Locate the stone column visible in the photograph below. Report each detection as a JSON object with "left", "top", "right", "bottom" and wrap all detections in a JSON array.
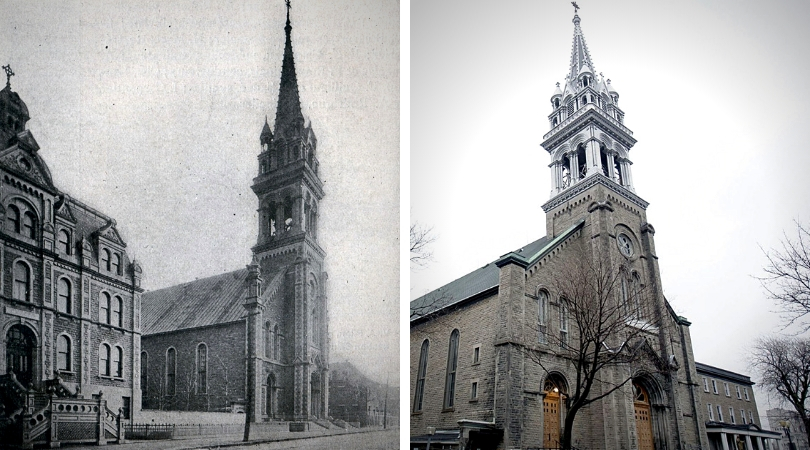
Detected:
[
  {"left": 570, "top": 153, "right": 580, "bottom": 181},
  {"left": 744, "top": 435, "right": 753, "bottom": 450},
  {"left": 606, "top": 152, "right": 616, "bottom": 180},
  {"left": 585, "top": 139, "right": 600, "bottom": 177},
  {"left": 243, "top": 260, "right": 263, "bottom": 424},
  {"left": 720, "top": 432, "right": 730, "bottom": 450}
]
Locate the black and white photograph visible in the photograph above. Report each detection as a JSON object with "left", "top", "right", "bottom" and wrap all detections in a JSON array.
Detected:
[
  {"left": 410, "top": 1, "right": 810, "bottom": 449},
  {"left": 0, "top": 0, "right": 399, "bottom": 448}
]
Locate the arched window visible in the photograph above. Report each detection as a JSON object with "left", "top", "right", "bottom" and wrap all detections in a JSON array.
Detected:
[
  {"left": 58, "top": 229, "right": 71, "bottom": 254},
  {"left": 112, "top": 295, "right": 123, "bottom": 327},
  {"left": 268, "top": 203, "right": 278, "bottom": 237},
  {"left": 197, "top": 343, "right": 208, "bottom": 394},
  {"left": 22, "top": 212, "right": 36, "bottom": 239},
  {"left": 101, "top": 249, "right": 111, "bottom": 271},
  {"left": 559, "top": 299, "right": 569, "bottom": 349},
  {"left": 7, "top": 205, "right": 20, "bottom": 233},
  {"left": 309, "top": 280, "right": 319, "bottom": 343},
  {"left": 141, "top": 352, "right": 148, "bottom": 396},
  {"left": 113, "top": 346, "right": 123, "bottom": 378},
  {"left": 57, "top": 278, "right": 72, "bottom": 314},
  {"left": 13, "top": 261, "right": 30, "bottom": 301},
  {"left": 576, "top": 144, "right": 587, "bottom": 179},
  {"left": 273, "top": 324, "right": 280, "bottom": 360},
  {"left": 112, "top": 254, "right": 121, "bottom": 275},
  {"left": 264, "top": 322, "right": 272, "bottom": 358},
  {"left": 99, "top": 343, "right": 111, "bottom": 376},
  {"left": 100, "top": 292, "right": 111, "bottom": 324},
  {"left": 444, "top": 329, "right": 460, "bottom": 409},
  {"left": 166, "top": 348, "right": 176, "bottom": 396},
  {"left": 413, "top": 339, "right": 429, "bottom": 412},
  {"left": 600, "top": 146, "right": 610, "bottom": 177},
  {"left": 538, "top": 290, "right": 549, "bottom": 343},
  {"left": 57, "top": 335, "right": 71, "bottom": 372},
  {"left": 283, "top": 197, "right": 293, "bottom": 232}
]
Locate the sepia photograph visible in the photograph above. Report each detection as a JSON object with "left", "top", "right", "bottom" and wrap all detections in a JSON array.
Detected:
[
  {"left": 410, "top": 1, "right": 810, "bottom": 449},
  {"left": 0, "top": 0, "right": 399, "bottom": 448}
]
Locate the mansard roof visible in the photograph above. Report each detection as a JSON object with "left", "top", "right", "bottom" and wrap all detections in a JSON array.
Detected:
[{"left": 142, "top": 268, "right": 250, "bottom": 335}]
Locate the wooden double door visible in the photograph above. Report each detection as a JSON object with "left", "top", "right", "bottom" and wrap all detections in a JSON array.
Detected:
[{"left": 634, "top": 383, "right": 655, "bottom": 450}]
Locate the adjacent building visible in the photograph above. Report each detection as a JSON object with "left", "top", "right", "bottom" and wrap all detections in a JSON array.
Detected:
[
  {"left": 0, "top": 68, "right": 142, "bottom": 446},
  {"left": 696, "top": 363, "right": 780, "bottom": 449},
  {"left": 767, "top": 408, "right": 809, "bottom": 450},
  {"left": 141, "top": 4, "right": 329, "bottom": 428}
]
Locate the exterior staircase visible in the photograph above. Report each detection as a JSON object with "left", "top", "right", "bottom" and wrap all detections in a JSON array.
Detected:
[{"left": 0, "top": 373, "right": 123, "bottom": 448}]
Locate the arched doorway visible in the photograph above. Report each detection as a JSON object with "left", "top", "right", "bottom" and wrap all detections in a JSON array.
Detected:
[
  {"left": 634, "top": 381, "right": 655, "bottom": 450},
  {"left": 6, "top": 325, "right": 36, "bottom": 386},
  {"left": 310, "top": 371, "right": 321, "bottom": 419},
  {"left": 266, "top": 374, "right": 276, "bottom": 419},
  {"left": 542, "top": 375, "right": 566, "bottom": 449}
]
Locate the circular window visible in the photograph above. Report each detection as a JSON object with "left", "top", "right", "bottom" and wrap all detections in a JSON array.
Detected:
[
  {"left": 18, "top": 157, "right": 31, "bottom": 172},
  {"left": 617, "top": 233, "right": 634, "bottom": 257}
]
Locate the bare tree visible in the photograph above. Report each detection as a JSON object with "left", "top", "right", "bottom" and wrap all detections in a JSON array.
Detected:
[
  {"left": 751, "top": 336, "right": 810, "bottom": 446},
  {"left": 523, "top": 242, "right": 666, "bottom": 450},
  {"left": 410, "top": 222, "right": 436, "bottom": 267},
  {"left": 760, "top": 221, "right": 810, "bottom": 330}
]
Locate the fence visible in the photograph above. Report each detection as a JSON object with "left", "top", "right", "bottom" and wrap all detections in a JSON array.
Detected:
[{"left": 125, "top": 423, "right": 243, "bottom": 440}]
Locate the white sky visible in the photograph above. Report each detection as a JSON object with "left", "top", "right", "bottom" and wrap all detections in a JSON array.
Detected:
[
  {"left": 1, "top": 0, "right": 399, "bottom": 386},
  {"left": 411, "top": 0, "right": 810, "bottom": 413}
]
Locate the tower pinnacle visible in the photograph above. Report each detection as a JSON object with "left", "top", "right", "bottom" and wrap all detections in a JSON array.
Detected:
[{"left": 2, "top": 65, "right": 14, "bottom": 89}]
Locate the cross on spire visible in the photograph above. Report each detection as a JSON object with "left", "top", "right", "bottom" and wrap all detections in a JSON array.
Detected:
[
  {"left": 2, "top": 64, "right": 13, "bottom": 89},
  {"left": 572, "top": 2, "right": 580, "bottom": 15}
]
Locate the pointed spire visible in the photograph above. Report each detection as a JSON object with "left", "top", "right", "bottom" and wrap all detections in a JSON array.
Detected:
[
  {"left": 568, "top": 10, "right": 596, "bottom": 83},
  {"left": 261, "top": 116, "right": 273, "bottom": 140},
  {"left": 273, "top": 0, "right": 305, "bottom": 138}
]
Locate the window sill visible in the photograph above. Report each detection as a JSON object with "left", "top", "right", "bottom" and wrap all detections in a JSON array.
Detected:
[
  {"left": 471, "top": 362, "right": 480, "bottom": 366},
  {"left": 469, "top": 398, "right": 478, "bottom": 403},
  {"left": 99, "top": 375, "right": 125, "bottom": 381},
  {"left": 56, "top": 370, "right": 76, "bottom": 375},
  {"left": 441, "top": 407, "right": 455, "bottom": 413},
  {"left": 411, "top": 411, "right": 423, "bottom": 416}
]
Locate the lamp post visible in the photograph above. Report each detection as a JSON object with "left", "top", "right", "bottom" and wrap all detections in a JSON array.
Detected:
[{"left": 779, "top": 420, "right": 796, "bottom": 450}]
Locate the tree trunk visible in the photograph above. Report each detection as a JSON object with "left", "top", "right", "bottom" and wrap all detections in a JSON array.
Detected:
[{"left": 562, "top": 405, "right": 580, "bottom": 450}]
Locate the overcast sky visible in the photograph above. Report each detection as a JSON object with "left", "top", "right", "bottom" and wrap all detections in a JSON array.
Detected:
[
  {"left": 411, "top": 0, "right": 810, "bottom": 411},
  {"left": 1, "top": 0, "right": 399, "bottom": 385}
]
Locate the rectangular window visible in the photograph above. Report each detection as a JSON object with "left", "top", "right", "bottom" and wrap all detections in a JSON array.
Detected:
[
  {"left": 472, "top": 345, "right": 480, "bottom": 364},
  {"left": 470, "top": 381, "right": 478, "bottom": 400},
  {"left": 740, "top": 409, "right": 746, "bottom": 424},
  {"left": 749, "top": 410, "right": 754, "bottom": 424},
  {"left": 744, "top": 387, "right": 750, "bottom": 401},
  {"left": 729, "top": 407, "right": 735, "bottom": 424},
  {"left": 707, "top": 403, "right": 714, "bottom": 421},
  {"left": 702, "top": 377, "right": 709, "bottom": 392},
  {"left": 716, "top": 405, "right": 723, "bottom": 422},
  {"left": 736, "top": 385, "right": 742, "bottom": 399},
  {"left": 711, "top": 379, "right": 718, "bottom": 394},
  {"left": 723, "top": 382, "right": 730, "bottom": 397}
]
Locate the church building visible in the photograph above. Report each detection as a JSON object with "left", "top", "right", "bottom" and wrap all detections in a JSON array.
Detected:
[
  {"left": 140, "top": 4, "right": 329, "bottom": 429},
  {"left": 0, "top": 66, "right": 142, "bottom": 446},
  {"left": 411, "top": 10, "right": 710, "bottom": 450}
]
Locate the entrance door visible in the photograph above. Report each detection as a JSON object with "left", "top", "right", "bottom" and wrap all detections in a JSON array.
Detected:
[
  {"left": 6, "top": 325, "right": 35, "bottom": 386},
  {"left": 310, "top": 371, "right": 321, "bottom": 419},
  {"left": 634, "top": 382, "right": 655, "bottom": 450},
  {"left": 543, "top": 379, "right": 561, "bottom": 448}
]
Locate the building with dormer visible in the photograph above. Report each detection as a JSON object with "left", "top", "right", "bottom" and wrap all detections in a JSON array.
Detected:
[
  {"left": 0, "top": 67, "right": 142, "bottom": 446},
  {"left": 140, "top": 4, "right": 328, "bottom": 429}
]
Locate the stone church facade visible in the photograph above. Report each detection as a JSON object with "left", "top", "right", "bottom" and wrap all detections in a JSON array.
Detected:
[
  {"left": 411, "top": 11, "right": 709, "bottom": 450},
  {"left": 0, "top": 69, "right": 142, "bottom": 445},
  {"left": 141, "top": 5, "right": 329, "bottom": 427}
]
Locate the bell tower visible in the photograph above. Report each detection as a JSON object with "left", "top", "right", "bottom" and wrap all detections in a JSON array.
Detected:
[
  {"left": 542, "top": 11, "right": 648, "bottom": 236},
  {"left": 249, "top": 1, "right": 328, "bottom": 426}
]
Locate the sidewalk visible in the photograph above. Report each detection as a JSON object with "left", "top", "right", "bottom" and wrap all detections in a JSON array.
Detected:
[{"left": 63, "top": 425, "right": 393, "bottom": 450}]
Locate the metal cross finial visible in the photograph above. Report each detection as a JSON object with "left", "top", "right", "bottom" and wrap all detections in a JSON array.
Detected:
[
  {"left": 572, "top": 2, "right": 580, "bottom": 14},
  {"left": 285, "top": 0, "right": 291, "bottom": 11},
  {"left": 2, "top": 64, "right": 13, "bottom": 88}
]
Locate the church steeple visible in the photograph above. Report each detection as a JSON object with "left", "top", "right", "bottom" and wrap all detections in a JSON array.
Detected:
[
  {"left": 541, "top": 8, "right": 645, "bottom": 223},
  {"left": 274, "top": 0, "right": 305, "bottom": 139}
]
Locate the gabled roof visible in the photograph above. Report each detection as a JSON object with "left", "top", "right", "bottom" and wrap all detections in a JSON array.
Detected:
[
  {"left": 142, "top": 268, "right": 250, "bottom": 335},
  {"left": 410, "top": 220, "right": 588, "bottom": 322}
]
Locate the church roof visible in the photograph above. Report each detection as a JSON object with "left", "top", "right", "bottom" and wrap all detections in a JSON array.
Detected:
[
  {"left": 410, "top": 234, "right": 552, "bottom": 322},
  {"left": 141, "top": 268, "right": 250, "bottom": 335}
]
